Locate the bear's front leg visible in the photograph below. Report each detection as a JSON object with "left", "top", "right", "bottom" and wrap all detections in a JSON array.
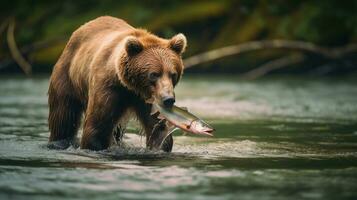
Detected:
[
  {"left": 147, "top": 118, "right": 174, "bottom": 152},
  {"left": 81, "top": 89, "right": 124, "bottom": 150},
  {"left": 135, "top": 103, "right": 173, "bottom": 152}
]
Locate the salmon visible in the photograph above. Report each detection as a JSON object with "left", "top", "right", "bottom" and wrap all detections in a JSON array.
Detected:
[{"left": 152, "top": 104, "right": 214, "bottom": 136}]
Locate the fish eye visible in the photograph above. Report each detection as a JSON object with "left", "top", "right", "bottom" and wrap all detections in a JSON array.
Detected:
[{"left": 149, "top": 72, "right": 160, "bottom": 82}]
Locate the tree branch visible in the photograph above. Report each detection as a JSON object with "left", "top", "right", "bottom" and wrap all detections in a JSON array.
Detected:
[
  {"left": 183, "top": 40, "right": 356, "bottom": 69},
  {"left": 6, "top": 18, "right": 32, "bottom": 75},
  {"left": 241, "top": 54, "right": 306, "bottom": 80}
]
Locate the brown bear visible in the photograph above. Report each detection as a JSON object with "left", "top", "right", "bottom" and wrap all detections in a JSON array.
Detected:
[{"left": 47, "top": 16, "right": 187, "bottom": 151}]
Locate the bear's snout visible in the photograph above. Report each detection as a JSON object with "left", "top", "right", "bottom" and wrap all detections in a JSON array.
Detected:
[
  {"left": 154, "top": 75, "right": 176, "bottom": 107},
  {"left": 162, "top": 96, "right": 175, "bottom": 108}
]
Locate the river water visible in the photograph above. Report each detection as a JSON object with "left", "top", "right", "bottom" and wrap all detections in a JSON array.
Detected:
[{"left": 0, "top": 75, "right": 357, "bottom": 200}]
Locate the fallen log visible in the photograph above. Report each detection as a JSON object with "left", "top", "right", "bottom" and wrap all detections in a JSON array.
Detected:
[
  {"left": 6, "top": 18, "right": 32, "bottom": 75},
  {"left": 241, "top": 54, "right": 306, "bottom": 80},
  {"left": 183, "top": 40, "right": 357, "bottom": 69}
]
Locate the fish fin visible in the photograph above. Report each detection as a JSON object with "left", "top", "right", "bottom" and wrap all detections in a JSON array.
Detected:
[{"left": 180, "top": 107, "right": 189, "bottom": 111}]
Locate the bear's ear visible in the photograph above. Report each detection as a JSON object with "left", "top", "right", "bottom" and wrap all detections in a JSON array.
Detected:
[
  {"left": 125, "top": 36, "right": 143, "bottom": 56},
  {"left": 169, "top": 33, "right": 187, "bottom": 55}
]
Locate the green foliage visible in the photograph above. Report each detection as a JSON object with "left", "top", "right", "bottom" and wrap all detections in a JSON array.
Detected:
[{"left": 1, "top": 0, "right": 356, "bottom": 74}]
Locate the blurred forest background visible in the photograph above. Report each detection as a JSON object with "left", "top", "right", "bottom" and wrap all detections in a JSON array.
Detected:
[{"left": 1, "top": 0, "right": 357, "bottom": 78}]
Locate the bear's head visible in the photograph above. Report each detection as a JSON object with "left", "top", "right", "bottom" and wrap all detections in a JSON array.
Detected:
[{"left": 118, "top": 31, "right": 187, "bottom": 108}]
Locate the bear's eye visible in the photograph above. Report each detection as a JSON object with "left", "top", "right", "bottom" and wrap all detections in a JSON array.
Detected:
[
  {"left": 149, "top": 72, "right": 160, "bottom": 83},
  {"left": 170, "top": 73, "right": 178, "bottom": 84}
]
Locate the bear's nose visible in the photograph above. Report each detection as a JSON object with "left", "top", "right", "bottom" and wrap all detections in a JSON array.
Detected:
[{"left": 162, "top": 97, "right": 175, "bottom": 108}]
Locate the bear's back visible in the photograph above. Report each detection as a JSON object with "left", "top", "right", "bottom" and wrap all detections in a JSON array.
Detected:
[
  {"left": 69, "top": 16, "right": 133, "bottom": 48},
  {"left": 51, "top": 17, "right": 134, "bottom": 100}
]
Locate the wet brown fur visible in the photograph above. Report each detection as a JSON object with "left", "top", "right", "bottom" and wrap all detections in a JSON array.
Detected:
[{"left": 48, "top": 16, "right": 186, "bottom": 151}]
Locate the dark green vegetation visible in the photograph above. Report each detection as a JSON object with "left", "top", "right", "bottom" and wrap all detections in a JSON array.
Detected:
[
  {"left": 1, "top": 75, "right": 357, "bottom": 199},
  {"left": 1, "top": 0, "right": 357, "bottom": 75}
]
